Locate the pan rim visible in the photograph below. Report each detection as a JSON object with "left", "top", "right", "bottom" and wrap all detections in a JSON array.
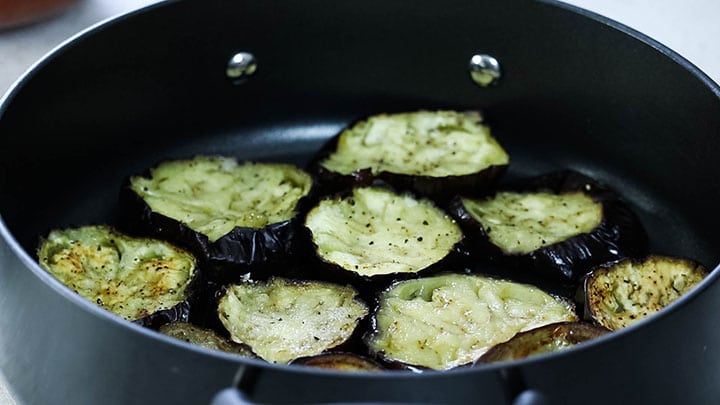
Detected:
[{"left": 0, "top": 0, "right": 718, "bottom": 380}]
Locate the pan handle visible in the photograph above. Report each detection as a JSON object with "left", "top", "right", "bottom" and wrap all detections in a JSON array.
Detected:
[
  {"left": 211, "top": 387, "right": 549, "bottom": 405},
  {"left": 211, "top": 387, "right": 425, "bottom": 405},
  {"left": 511, "top": 390, "right": 549, "bottom": 405},
  {"left": 212, "top": 387, "right": 254, "bottom": 405},
  {"left": 210, "top": 364, "right": 549, "bottom": 405},
  {"left": 210, "top": 364, "right": 426, "bottom": 405}
]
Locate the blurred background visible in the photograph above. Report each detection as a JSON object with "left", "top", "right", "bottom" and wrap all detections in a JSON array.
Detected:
[{"left": 0, "top": 0, "right": 719, "bottom": 403}]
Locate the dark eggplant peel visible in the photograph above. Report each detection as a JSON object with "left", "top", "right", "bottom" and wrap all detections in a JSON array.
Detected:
[
  {"left": 477, "top": 322, "right": 609, "bottom": 363},
  {"left": 310, "top": 110, "right": 509, "bottom": 200},
  {"left": 37, "top": 225, "right": 197, "bottom": 327},
  {"left": 217, "top": 277, "right": 368, "bottom": 364},
  {"left": 450, "top": 170, "right": 647, "bottom": 284},
  {"left": 364, "top": 273, "right": 578, "bottom": 371},
  {"left": 583, "top": 255, "right": 707, "bottom": 330},
  {"left": 158, "top": 322, "right": 256, "bottom": 357},
  {"left": 304, "top": 186, "right": 463, "bottom": 287},
  {"left": 290, "top": 353, "right": 385, "bottom": 372},
  {"left": 122, "top": 156, "right": 314, "bottom": 281}
]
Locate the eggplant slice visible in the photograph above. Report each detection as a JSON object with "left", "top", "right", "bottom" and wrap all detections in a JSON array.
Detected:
[
  {"left": 304, "top": 186, "right": 463, "bottom": 284},
  {"left": 451, "top": 170, "right": 647, "bottom": 283},
  {"left": 158, "top": 322, "right": 256, "bottom": 357},
  {"left": 37, "top": 225, "right": 197, "bottom": 326},
  {"left": 584, "top": 255, "right": 707, "bottom": 330},
  {"left": 477, "top": 322, "right": 609, "bottom": 363},
  {"left": 365, "top": 273, "right": 578, "bottom": 370},
  {"left": 218, "top": 277, "right": 368, "bottom": 364},
  {"left": 311, "top": 110, "right": 509, "bottom": 199},
  {"left": 290, "top": 353, "right": 384, "bottom": 372},
  {"left": 122, "top": 156, "right": 314, "bottom": 280}
]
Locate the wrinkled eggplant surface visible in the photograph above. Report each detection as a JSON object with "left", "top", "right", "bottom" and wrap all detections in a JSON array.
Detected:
[
  {"left": 477, "top": 322, "right": 609, "bottom": 363},
  {"left": 218, "top": 277, "right": 368, "bottom": 363},
  {"left": 290, "top": 353, "right": 385, "bottom": 372},
  {"left": 37, "top": 225, "right": 197, "bottom": 326},
  {"left": 584, "top": 255, "right": 707, "bottom": 330},
  {"left": 365, "top": 273, "right": 578, "bottom": 370},
  {"left": 451, "top": 170, "right": 648, "bottom": 283},
  {"left": 310, "top": 110, "right": 509, "bottom": 199},
  {"left": 122, "top": 156, "right": 314, "bottom": 280},
  {"left": 304, "top": 186, "right": 463, "bottom": 286},
  {"left": 158, "top": 322, "right": 256, "bottom": 357},
  {"left": 30, "top": 109, "right": 710, "bottom": 373}
]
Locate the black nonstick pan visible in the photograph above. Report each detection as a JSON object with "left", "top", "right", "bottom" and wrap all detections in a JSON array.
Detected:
[{"left": 1, "top": 1, "right": 719, "bottom": 404}]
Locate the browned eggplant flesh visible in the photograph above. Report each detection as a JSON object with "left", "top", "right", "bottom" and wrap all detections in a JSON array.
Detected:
[
  {"left": 290, "top": 353, "right": 385, "bottom": 371},
  {"left": 311, "top": 110, "right": 509, "bottom": 199},
  {"left": 32, "top": 109, "right": 711, "bottom": 372},
  {"left": 477, "top": 322, "right": 609, "bottom": 363},
  {"left": 364, "top": 273, "right": 578, "bottom": 370},
  {"left": 158, "top": 322, "right": 256, "bottom": 357},
  {"left": 584, "top": 255, "right": 707, "bottom": 330},
  {"left": 37, "top": 225, "right": 197, "bottom": 326},
  {"left": 217, "top": 277, "right": 368, "bottom": 363},
  {"left": 122, "top": 156, "right": 314, "bottom": 277},
  {"left": 451, "top": 170, "right": 647, "bottom": 283}
]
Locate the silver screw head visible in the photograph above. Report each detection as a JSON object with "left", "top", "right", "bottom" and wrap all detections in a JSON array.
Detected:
[
  {"left": 226, "top": 52, "right": 257, "bottom": 82},
  {"left": 469, "top": 54, "right": 501, "bottom": 87}
]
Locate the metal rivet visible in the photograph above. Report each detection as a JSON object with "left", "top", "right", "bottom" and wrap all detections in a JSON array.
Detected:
[
  {"left": 227, "top": 52, "right": 257, "bottom": 83},
  {"left": 469, "top": 54, "right": 501, "bottom": 87}
]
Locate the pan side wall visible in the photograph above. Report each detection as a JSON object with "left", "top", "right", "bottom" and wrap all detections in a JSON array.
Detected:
[{"left": 0, "top": 0, "right": 719, "bottom": 404}]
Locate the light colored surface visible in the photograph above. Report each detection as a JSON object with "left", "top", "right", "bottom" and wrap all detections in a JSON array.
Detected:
[
  {"left": 564, "top": 0, "right": 720, "bottom": 84},
  {"left": 0, "top": 0, "right": 163, "bottom": 95},
  {"left": 0, "top": 0, "right": 718, "bottom": 403}
]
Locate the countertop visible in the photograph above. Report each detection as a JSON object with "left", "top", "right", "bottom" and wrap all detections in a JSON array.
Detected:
[{"left": 1, "top": 1, "right": 719, "bottom": 403}]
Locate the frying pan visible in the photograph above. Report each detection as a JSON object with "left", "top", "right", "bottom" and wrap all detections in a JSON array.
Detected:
[{"left": 1, "top": 0, "right": 719, "bottom": 404}]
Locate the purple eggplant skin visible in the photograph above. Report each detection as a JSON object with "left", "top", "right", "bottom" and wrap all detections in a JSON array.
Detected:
[
  {"left": 118, "top": 174, "right": 318, "bottom": 285},
  {"left": 306, "top": 113, "right": 509, "bottom": 203},
  {"left": 216, "top": 277, "right": 370, "bottom": 364},
  {"left": 37, "top": 225, "right": 201, "bottom": 329},
  {"left": 581, "top": 255, "right": 709, "bottom": 331},
  {"left": 476, "top": 322, "right": 610, "bottom": 364},
  {"left": 359, "top": 272, "right": 470, "bottom": 373},
  {"left": 303, "top": 232, "right": 469, "bottom": 300},
  {"left": 158, "top": 322, "right": 258, "bottom": 358},
  {"left": 134, "top": 250, "right": 207, "bottom": 329},
  {"left": 301, "top": 186, "right": 469, "bottom": 297},
  {"left": 361, "top": 272, "right": 577, "bottom": 372},
  {"left": 449, "top": 170, "right": 648, "bottom": 285},
  {"left": 134, "top": 301, "right": 191, "bottom": 329},
  {"left": 310, "top": 149, "right": 508, "bottom": 204},
  {"left": 290, "top": 352, "right": 385, "bottom": 372}
]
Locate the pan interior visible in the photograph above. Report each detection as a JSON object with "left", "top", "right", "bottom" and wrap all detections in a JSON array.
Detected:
[
  {"left": 0, "top": 0, "right": 718, "bottom": 301},
  {"left": 0, "top": 107, "right": 715, "bottom": 271}
]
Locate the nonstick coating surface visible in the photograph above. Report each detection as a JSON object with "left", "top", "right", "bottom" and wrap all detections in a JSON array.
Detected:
[{"left": 2, "top": 110, "right": 716, "bottom": 270}]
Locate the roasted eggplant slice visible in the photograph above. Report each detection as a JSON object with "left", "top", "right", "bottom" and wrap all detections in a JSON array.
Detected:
[
  {"left": 304, "top": 186, "right": 463, "bottom": 285},
  {"left": 311, "top": 110, "right": 509, "bottom": 199},
  {"left": 158, "top": 322, "right": 256, "bottom": 357},
  {"left": 37, "top": 225, "right": 197, "bottom": 326},
  {"left": 477, "top": 322, "right": 609, "bottom": 363},
  {"left": 122, "top": 156, "right": 314, "bottom": 281},
  {"left": 451, "top": 170, "right": 647, "bottom": 283},
  {"left": 218, "top": 278, "right": 368, "bottom": 363},
  {"left": 365, "top": 273, "right": 578, "bottom": 370},
  {"left": 584, "top": 255, "right": 707, "bottom": 330},
  {"left": 290, "top": 353, "right": 384, "bottom": 371}
]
